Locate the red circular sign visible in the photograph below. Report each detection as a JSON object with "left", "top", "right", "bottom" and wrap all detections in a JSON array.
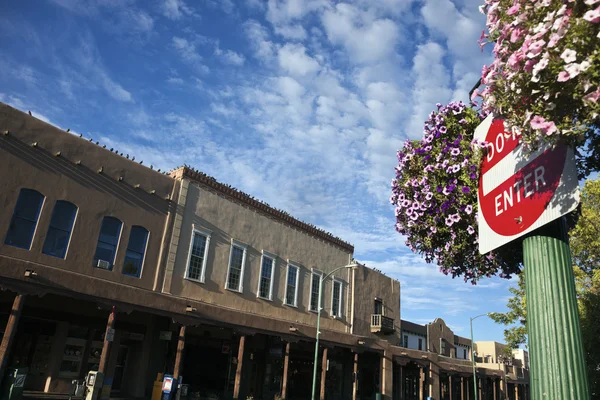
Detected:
[{"left": 478, "top": 119, "right": 567, "bottom": 236}]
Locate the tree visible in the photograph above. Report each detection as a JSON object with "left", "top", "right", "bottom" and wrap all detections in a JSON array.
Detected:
[{"left": 491, "top": 179, "right": 600, "bottom": 395}]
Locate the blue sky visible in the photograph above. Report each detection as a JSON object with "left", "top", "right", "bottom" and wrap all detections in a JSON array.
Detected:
[{"left": 0, "top": 0, "right": 518, "bottom": 343}]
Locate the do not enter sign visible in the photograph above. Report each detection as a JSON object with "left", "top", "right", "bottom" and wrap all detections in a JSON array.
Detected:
[{"left": 473, "top": 114, "right": 580, "bottom": 254}]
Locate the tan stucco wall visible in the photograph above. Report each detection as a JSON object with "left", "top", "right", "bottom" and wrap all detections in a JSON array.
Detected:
[
  {"left": 351, "top": 266, "right": 400, "bottom": 341},
  {"left": 475, "top": 341, "right": 506, "bottom": 363},
  {"left": 427, "top": 318, "right": 456, "bottom": 357},
  {"left": 0, "top": 103, "right": 175, "bottom": 291},
  {"left": 165, "top": 180, "right": 354, "bottom": 333}
]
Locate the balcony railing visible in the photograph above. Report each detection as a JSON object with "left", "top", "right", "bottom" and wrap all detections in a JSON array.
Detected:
[{"left": 370, "top": 314, "right": 394, "bottom": 334}]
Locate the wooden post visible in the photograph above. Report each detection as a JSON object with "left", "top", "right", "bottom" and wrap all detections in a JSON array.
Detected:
[
  {"left": 493, "top": 378, "right": 497, "bottom": 400},
  {"left": 173, "top": 325, "right": 186, "bottom": 380},
  {"left": 98, "top": 306, "right": 116, "bottom": 375},
  {"left": 449, "top": 375, "right": 453, "bottom": 400},
  {"left": 233, "top": 335, "right": 245, "bottom": 399},
  {"left": 461, "top": 377, "right": 464, "bottom": 400},
  {"left": 0, "top": 294, "right": 25, "bottom": 387},
  {"left": 281, "top": 342, "right": 290, "bottom": 399},
  {"left": 352, "top": 353, "right": 358, "bottom": 400},
  {"left": 515, "top": 384, "right": 519, "bottom": 400},
  {"left": 419, "top": 366, "right": 424, "bottom": 400},
  {"left": 478, "top": 377, "right": 482, "bottom": 400},
  {"left": 320, "top": 347, "right": 327, "bottom": 400}
]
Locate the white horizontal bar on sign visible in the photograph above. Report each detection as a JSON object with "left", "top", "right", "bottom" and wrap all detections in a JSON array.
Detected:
[{"left": 482, "top": 144, "right": 549, "bottom": 197}]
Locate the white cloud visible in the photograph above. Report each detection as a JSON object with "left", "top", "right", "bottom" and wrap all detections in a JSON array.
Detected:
[
  {"left": 167, "top": 77, "right": 184, "bottom": 84},
  {"left": 322, "top": 3, "right": 400, "bottom": 64},
  {"left": 161, "top": 0, "right": 194, "bottom": 19},
  {"left": 172, "top": 36, "right": 210, "bottom": 73},
  {"left": 244, "top": 20, "right": 276, "bottom": 62},
  {"left": 215, "top": 44, "right": 246, "bottom": 66},
  {"left": 277, "top": 43, "right": 320, "bottom": 76}
]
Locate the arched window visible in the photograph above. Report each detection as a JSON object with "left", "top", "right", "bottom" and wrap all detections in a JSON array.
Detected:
[
  {"left": 93, "top": 217, "right": 123, "bottom": 270},
  {"left": 5, "top": 189, "right": 45, "bottom": 249},
  {"left": 122, "top": 226, "right": 148, "bottom": 278},
  {"left": 42, "top": 201, "right": 78, "bottom": 258}
]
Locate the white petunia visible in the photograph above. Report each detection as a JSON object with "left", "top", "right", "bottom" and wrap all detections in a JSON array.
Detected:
[{"left": 560, "top": 49, "right": 577, "bottom": 63}]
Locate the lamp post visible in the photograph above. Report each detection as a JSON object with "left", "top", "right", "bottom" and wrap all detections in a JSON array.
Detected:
[
  {"left": 311, "top": 263, "right": 359, "bottom": 400},
  {"left": 470, "top": 313, "right": 490, "bottom": 400}
]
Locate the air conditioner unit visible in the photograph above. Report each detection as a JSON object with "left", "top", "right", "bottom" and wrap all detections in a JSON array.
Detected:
[{"left": 96, "top": 260, "right": 111, "bottom": 270}]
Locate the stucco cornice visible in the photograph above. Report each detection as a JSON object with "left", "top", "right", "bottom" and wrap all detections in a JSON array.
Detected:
[{"left": 170, "top": 166, "right": 355, "bottom": 253}]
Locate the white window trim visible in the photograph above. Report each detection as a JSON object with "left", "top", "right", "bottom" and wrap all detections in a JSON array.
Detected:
[
  {"left": 330, "top": 277, "right": 343, "bottom": 319},
  {"left": 309, "top": 268, "right": 323, "bottom": 313},
  {"left": 257, "top": 250, "right": 276, "bottom": 301},
  {"left": 184, "top": 225, "right": 212, "bottom": 283},
  {"left": 284, "top": 262, "right": 300, "bottom": 307},
  {"left": 62, "top": 205, "right": 79, "bottom": 260},
  {"left": 225, "top": 239, "right": 248, "bottom": 293}
]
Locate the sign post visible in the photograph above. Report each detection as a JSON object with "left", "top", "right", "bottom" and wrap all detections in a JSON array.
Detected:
[{"left": 474, "top": 115, "right": 589, "bottom": 400}]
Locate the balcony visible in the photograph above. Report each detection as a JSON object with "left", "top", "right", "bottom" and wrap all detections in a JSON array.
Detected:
[{"left": 371, "top": 314, "right": 395, "bottom": 334}]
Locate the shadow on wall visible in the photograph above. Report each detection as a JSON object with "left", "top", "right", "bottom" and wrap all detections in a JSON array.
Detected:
[{"left": 0, "top": 133, "right": 169, "bottom": 215}]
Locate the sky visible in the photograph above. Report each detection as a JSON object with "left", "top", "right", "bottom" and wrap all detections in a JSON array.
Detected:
[{"left": 0, "top": 0, "right": 519, "bottom": 343}]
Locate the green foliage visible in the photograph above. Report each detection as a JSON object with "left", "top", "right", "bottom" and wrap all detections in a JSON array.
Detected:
[{"left": 570, "top": 179, "right": 600, "bottom": 272}]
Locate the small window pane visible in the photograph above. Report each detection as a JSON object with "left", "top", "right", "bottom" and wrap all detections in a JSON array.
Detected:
[
  {"left": 187, "top": 232, "right": 207, "bottom": 281},
  {"left": 332, "top": 281, "right": 342, "bottom": 317},
  {"left": 259, "top": 256, "right": 273, "bottom": 299},
  {"left": 374, "top": 300, "right": 383, "bottom": 315},
  {"left": 310, "top": 272, "right": 320, "bottom": 311},
  {"left": 122, "top": 226, "right": 148, "bottom": 278},
  {"left": 5, "top": 189, "right": 44, "bottom": 249},
  {"left": 43, "top": 201, "right": 77, "bottom": 258},
  {"left": 285, "top": 266, "right": 297, "bottom": 306},
  {"left": 227, "top": 246, "right": 244, "bottom": 291},
  {"left": 94, "top": 217, "right": 123, "bottom": 269}
]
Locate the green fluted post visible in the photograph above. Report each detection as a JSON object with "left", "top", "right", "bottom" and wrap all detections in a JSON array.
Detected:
[{"left": 523, "top": 218, "right": 589, "bottom": 400}]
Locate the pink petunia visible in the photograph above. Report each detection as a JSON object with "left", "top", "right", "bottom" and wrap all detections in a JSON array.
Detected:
[
  {"left": 530, "top": 115, "right": 547, "bottom": 130},
  {"left": 542, "top": 121, "right": 557, "bottom": 136},
  {"left": 583, "top": 88, "right": 600, "bottom": 103},
  {"left": 565, "top": 63, "right": 582, "bottom": 79},
  {"left": 584, "top": 7, "right": 600, "bottom": 23},
  {"left": 527, "top": 40, "right": 546, "bottom": 58},
  {"left": 508, "top": 50, "right": 524, "bottom": 69},
  {"left": 557, "top": 71, "right": 571, "bottom": 82},
  {"left": 507, "top": 3, "right": 520, "bottom": 15},
  {"left": 524, "top": 59, "right": 538, "bottom": 73}
]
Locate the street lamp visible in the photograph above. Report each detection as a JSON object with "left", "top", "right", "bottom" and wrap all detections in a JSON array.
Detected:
[
  {"left": 470, "top": 313, "right": 490, "bottom": 400},
  {"left": 311, "top": 262, "right": 359, "bottom": 400}
]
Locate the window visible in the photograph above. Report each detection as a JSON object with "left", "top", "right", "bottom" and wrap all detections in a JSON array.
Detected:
[
  {"left": 185, "top": 227, "right": 211, "bottom": 282},
  {"left": 403, "top": 335, "right": 408, "bottom": 348},
  {"left": 331, "top": 278, "right": 343, "bottom": 318},
  {"left": 374, "top": 298, "right": 383, "bottom": 315},
  {"left": 257, "top": 252, "right": 275, "bottom": 300},
  {"left": 464, "top": 349, "right": 467, "bottom": 359},
  {"left": 418, "top": 338, "right": 423, "bottom": 351},
  {"left": 42, "top": 201, "right": 78, "bottom": 258},
  {"left": 93, "top": 217, "right": 123, "bottom": 270},
  {"left": 5, "top": 189, "right": 45, "bottom": 249},
  {"left": 285, "top": 263, "right": 299, "bottom": 306},
  {"left": 226, "top": 240, "right": 247, "bottom": 292},
  {"left": 309, "top": 270, "right": 322, "bottom": 312},
  {"left": 122, "top": 226, "right": 149, "bottom": 278}
]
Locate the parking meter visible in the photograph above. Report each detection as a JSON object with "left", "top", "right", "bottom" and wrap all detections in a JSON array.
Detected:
[
  {"left": 84, "top": 371, "right": 104, "bottom": 400},
  {"left": 161, "top": 375, "right": 177, "bottom": 400}
]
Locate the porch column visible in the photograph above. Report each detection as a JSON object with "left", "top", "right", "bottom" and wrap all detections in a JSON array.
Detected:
[
  {"left": 381, "top": 351, "right": 393, "bottom": 399},
  {"left": 461, "top": 377, "right": 464, "bottom": 400},
  {"left": 477, "top": 376, "right": 482, "bottom": 400},
  {"left": 499, "top": 377, "right": 505, "bottom": 399},
  {"left": 320, "top": 347, "right": 328, "bottom": 400},
  {"left": 429, "top": 362, "right": 440, "bottom": 400},
  {"left": 449, "top": 375, "right": 453, "bottom": 400},
  {"left": 493, "top": 378, "right": 497, "bottom": 400},
  {"left": 98, "top": 306, "right": 116, "bottom": 375},
  {"left": 281, "top": 342, "right": 290, "bottom": 399},
  {"left": 0, "top": 294, "right": 25, "bottom": 387},
  {"left": 419, "top": 366, "right": 424, "bottom": 400},
  {"left": 352, "top": 353, "right": 358, "bottom": 400},
  {"left": 515, "top": 384, "right": 519, "bottom": 400},
  {"left": 173, "top": 325, "right": 186, "bottom": 380},
  {"left": 233, "top": 335, "right": 246, "bottom": 399}
]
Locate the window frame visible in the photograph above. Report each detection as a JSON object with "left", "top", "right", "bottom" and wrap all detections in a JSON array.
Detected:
[
  {"left": 418, "top": 338, "right": 423, "bottom": 351},
  {"left": 225, "top": 239, "right": 247, "bottom": 293},
  {"left": 184, "top": 225, "right": 212, "bottom": 283},
  {"left": 5, "top": 188, "right": 45, "bottom": 250},
  {"left": 284, "top": 262, "right": 300, "bottom": 307},
  {"left": 122, "top": 225, "right": 149, "bottom": 278},
  {"left": 309, "top": 268, "right": 323, "bottom": 313},
  {"left": 257, "top": 250, "right": 276, "bottom": 301},
  {"left": 42, "top": 200, "right": 78, "bottom": 259},
  {"left": 330, "top": 277, "right": 343, "bottom": 319},
  {"left": 93, "top": 216, "right": 123, "bottom": 270},
  {"left": 403, "top": 335, "right": 409, "bottom": 348}
]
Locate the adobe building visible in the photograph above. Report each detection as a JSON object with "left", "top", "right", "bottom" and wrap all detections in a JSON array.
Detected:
[{"left": 0, "top": 102, "right": 528, "bottom": 400}]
